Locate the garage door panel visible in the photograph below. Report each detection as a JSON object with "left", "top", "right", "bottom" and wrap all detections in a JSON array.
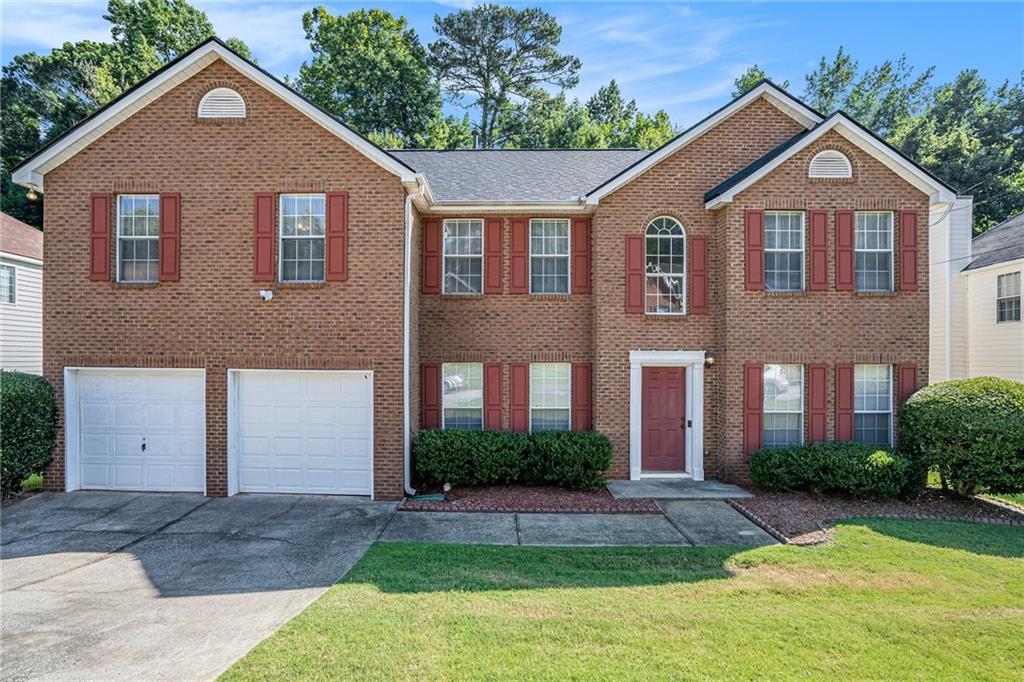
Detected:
[
  {"left": 271, "top": 437, "right": 304, "bottom": 457},
  {"left": 273, "top": 405, "right": 303, "bottom": 426},
  {"left": 114, "top": 464, "right": 143, "bottom": 488}
]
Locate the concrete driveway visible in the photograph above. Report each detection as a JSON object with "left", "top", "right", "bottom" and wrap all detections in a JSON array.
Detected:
[{"left": 1, "top": 491, "right": 396, "bottom": 681}]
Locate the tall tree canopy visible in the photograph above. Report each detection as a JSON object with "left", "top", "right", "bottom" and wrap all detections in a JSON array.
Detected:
[{"left": 732, "top": 65, "right": 788, "bottom": 98}]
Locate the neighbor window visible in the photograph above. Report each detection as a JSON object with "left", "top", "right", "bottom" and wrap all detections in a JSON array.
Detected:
[
  {"left": 996, "top": 271, "right": 1021, "bottom": 322},
  {"left": 117, "top": 195, "right": 159, "bottom": 283},
  {"left": 530, "top": 363, "right": 571, "bottom": 431},
  {"left": 645, "top": 216, "right": 686, "bottom": 314},
  {"left": 855, "top": 211, "right": 893, "bottom": 292},
  {"left": 279, "top": 194, "right": 326, "bottom": 282},
  {"left": 441, "top": 363, "right": 483, "bottom": 429},
  {"left": 765, "top": 211, "right": 804, "bottom": 291},
  {"left": 854, "top": 364, "right": 892, "bottom": 446},
  {"left": 0, "top": 265, "right": 15, "bottom": 304},
  {"left": 443, "top": 219, "right": 483, "bottom": 294},
  {"left": 763, "top": 364, "right": 803, "bottom": 447},
  {"left": 530, "top": 219, "right": 569, "bottom": 294}
]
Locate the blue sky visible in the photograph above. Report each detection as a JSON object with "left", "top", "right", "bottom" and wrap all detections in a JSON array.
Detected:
[{"left": 3, "top": 1, "right": 1022, "bottom": 128}]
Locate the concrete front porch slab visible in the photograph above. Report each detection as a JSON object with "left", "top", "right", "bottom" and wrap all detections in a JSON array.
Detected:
[
  {"left": 658, "top": 500, "right": 776, "bottom": 546},
  {"left": 381, "top": 511, "right": 518, "bottom": 545},
  {"left": 608, "top": 479, "right": 753, "bottom": 500},
  {"left": 517, "top": 513, "right": 691, "bottom": 547}
]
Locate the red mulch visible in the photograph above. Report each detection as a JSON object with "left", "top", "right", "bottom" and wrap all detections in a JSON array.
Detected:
[
  {"left": 731, "top": 490, "right": 1024, "bottom": 545},
  {"left": 399, "top": 485, "right": 661, "bottom": 514}
]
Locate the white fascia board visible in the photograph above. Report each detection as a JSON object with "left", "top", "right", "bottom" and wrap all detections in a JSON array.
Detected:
[
  {"left": 0, "top": 252, "right": 43, "bottom": 266},
  {"left": 420, "top": 201, "right": 593, "bottom": 215},
  {"left": 960, "top": 257, "right": 1024, "bottom": 276}
]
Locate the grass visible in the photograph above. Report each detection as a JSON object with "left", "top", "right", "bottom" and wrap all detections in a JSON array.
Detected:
[
  {"left": 925, "top": 471, "right": 1024, "bottom": 510},
  {"left": 21, "top": 473, "right": 43, "bottom": 491},
  {"left": 991, "top": 492, "right": 1024, "bottom": 508},
  {"left": 222, "top": 519, "right": 1024, "bottom": 681}
]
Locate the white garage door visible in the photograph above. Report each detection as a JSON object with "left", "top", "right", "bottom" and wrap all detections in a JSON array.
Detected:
[
  {"left": 77, "top": 370, "right": 205, "bottom": 492},
  {"left": 234, "top": 370, "right": 373, "bottom": 495}
]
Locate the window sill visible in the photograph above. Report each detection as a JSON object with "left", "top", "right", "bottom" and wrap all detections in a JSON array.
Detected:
[
  {"left": 439, "top": 293, "right": 486, "bottom": 299},
  {"left": 274, "top": 282, "right": 327, "bottom": 289},
  {"left": 763, "top": 289, "right": 806, "bottom": 296},
  {"left": 113, "top": 281, "right": 159, "bottom": 288},
  {"left": 528, "top": 293, "right": 573, "bottom": 300},
  {"left": 853, "top": 290, "right": 898, "bottom": 297}
]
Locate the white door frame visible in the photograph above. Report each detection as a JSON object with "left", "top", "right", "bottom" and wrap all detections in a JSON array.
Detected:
[
  {"left": 628, "top": 350, "right": 705, "bottom": 481},
  {"left": 63, "top": 367, "right": 207, "bottom": 494},
  {"left": 226, "top": 368, "right": 375, "bottom": 498}
]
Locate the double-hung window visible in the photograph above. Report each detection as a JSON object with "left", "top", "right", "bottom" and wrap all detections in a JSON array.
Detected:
[
  {"left": 279, "top": 194, "right": 326, "bottom": 282},
  {"left": 117, "top": 195, "right": 159, "bottom": 283},
  {"left": 443, "top": 219, "right": 483, "bottom": 294},
  {"left": 0, "top": 265, "right": 15, "bottom": 304},
  {"left": 763, "top": 364, "right": 803, "bottom": 447},
  {"left": 855, "top": 211, "right": 893, "bottom": 292},
  {"left": 530, "top": 219, "right": 570, "bottom": 294},
  {"left": 996, "top": 272, "right": 1021, "bottom": 322},
  {"left": 854, "top": 364, "right": 892, "bottom": 446},
  {"left": 441, "top": 363, "right": 484, "bottom": 429},
  {"left": 529, "top": 363, "right": 571, "bottom": 431},
  {"left": 764, "top": 211, "right": 804, "bottom": 291}
]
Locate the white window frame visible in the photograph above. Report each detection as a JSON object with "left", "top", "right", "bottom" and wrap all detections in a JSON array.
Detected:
[
  {"left": 442, "top": 219, "right": 484, "bottom": 295},
  {"left": 644, "top": 216, "right": 687, "bottom": 315},
  {"left": 853, "top": 364, "right": 893, "bottom": 447},
  {"left": 528, "top": 218, "right": 571, "bottom": 295},
  {"left": 763, "top": 364, "right": 804, "bottom": 447},
  {"left": 764, "top": 211, "right": 805, "bottom": 292},
  {"left": 996, "top": 271, "right": 1022, "bottom": 323},
  {"left": 278, "top": 193, "right": 326, "bottom": 283},
  {"left": 528, "top": 362, "right": 572, "bottom": 433},
  {"left": 0, "top": 264, "right": 16, "bottom": 304},
  {"left": 854, "top": 211, "right": 894, "bottom": 292},
  {"left": 115, "top": 194, "right": 160, "bottom": 284},
  {"left": 440, "top": 362, "right": 484, "bottom": 430}
]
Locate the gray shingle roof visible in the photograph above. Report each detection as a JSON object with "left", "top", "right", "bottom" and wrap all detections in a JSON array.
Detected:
[
  {"left": 390, "top": 149, "right": 648, "bottom": 204},
  {"left": 965, "top": 211, "right": 1024, "bottom": 270}
]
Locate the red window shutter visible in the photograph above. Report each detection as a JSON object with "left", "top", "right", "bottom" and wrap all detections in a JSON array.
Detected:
[
  {"left": 484, "top": 363, "right": 503, "bottom": 429},
  {"left": 510, "top": 363, "right": 529, "bottom": 432},
  {"left": 743, "top": 364, "right": 764, "bottom": 457},
  {"left": 325, "top": 191, "right": 348, "bottom": 281},
  {"left": 835, "top": 210, "right": 855, "bottom": 291},
  {"left": 510, "top": 218, "right": 529, "bottom": 294},
  {"left": 422, "top": 218, "right": 441, "bottom": 293},
  {"left": 421, "top": 364, "right": 441, "bottom": 429},
  {"left": 808, "top": 364, "right": 827, "bottom": 442},
  {"left": 625, "top": 234, "right": 645, "bottom": 313},
  {"left": 571, "top": 363, "right": 592, "bottom": 431},
  {"left": 898, "top": 363, "right": 917, "bottom": 405},
  {"left": 744, "top": 209, "right": 765, "bottom": 290},
  {"left": 253, "top": 193, "right": 275, "bottom": 281},
  {"left": 688, "top": 235, "right": 708, "bottom": 314},
  {"left": 158, "top": 193, "right": 180, "bottom": 282},
  {"left": 571, "top": 217, "right": 591, "bottom": 294},
  {"left": 809, "top": 210, "right": 828, "bottom": 290},
  {"left": 485, "top": 218, "right": 503, "bottom": 294},
  {"left": 89, "top": 193, "right": 112, "bottom": 281},
  {"left": 899, "top": 211, "right": 918, "bottom": 291},
  {"left": 835, "top": 364, "right": 854, "bottom": 440}
]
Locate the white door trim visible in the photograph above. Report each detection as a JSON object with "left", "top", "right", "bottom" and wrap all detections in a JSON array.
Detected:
[
  {"left": 628, "top": 350, "right": 705, "bottom": 481},
  {"left": 63, "top": 367, "right": 207, "bottom": 494}
]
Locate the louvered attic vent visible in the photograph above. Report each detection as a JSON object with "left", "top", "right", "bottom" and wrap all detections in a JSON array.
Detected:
[
  {"left": 198, "top": 88, "right": 246, "bottom": 118},
  {"left": 809, "top": 150, "right": 852, "bottom": 178}
]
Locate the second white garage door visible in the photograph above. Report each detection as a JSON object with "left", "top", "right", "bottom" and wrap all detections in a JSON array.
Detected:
[{"left": 233, "top": 370, "right": 373, "bottom": 495}]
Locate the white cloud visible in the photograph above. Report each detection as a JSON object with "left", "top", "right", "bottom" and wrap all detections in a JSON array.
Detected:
[{"left": 1, "top": 1, "right": 110, "bottom": 50}]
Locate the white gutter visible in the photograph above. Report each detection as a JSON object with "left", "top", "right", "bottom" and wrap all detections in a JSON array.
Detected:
[{"left": 403, "top": 177, "right": 427, "bottom": 497}]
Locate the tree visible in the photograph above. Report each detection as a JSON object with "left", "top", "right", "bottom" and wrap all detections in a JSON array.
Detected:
[
  {"left": 804, "top": 47, "right": 858, "bottom": 113},
  {"left": 430, "top": 4, "right": 581, "bottom": 148},
  {"left": 732, "top": 65, "right": 788, "bottom": 98}
]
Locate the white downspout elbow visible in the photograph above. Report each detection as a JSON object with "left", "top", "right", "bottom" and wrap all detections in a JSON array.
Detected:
[{"left": 403, "top": 181, "right": 426, "bottom": 497}]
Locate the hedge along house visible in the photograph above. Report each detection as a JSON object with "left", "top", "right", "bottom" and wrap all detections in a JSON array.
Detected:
[{"left": 13, "top": 38, "right": 964, "bottom": 500}]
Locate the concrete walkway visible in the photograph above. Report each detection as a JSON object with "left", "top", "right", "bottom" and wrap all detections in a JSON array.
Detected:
[{"left": 608, "top": 478, "right": 753, "bottom": 499}]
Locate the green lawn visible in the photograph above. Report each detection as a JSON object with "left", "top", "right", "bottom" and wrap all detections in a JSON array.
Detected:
[
  {"left": 991, "top": 493, "right": 1024, "bottom": 508},
  {"left": 222, "top": 519, "right": 1024, "bottom": 681}
]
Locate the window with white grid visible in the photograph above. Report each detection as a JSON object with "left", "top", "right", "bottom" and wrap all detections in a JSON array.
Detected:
[
  {"left": 530, "top": 219, "right": 569, "bottom": 294},
  {"left": 763, "top": 364, "right": 803, "bottom": 447},
  {"left": 530, "top": 363, "right": 571, "bottom": 431},
  {"left": 854, "top": 364, "right": 892, "bottom": 446},
  {"left": 996, "top": 271, "right": 1021, "bottom": 323},
  {"left": 0, "top": 265, "right": 15, "bottom": 304},
  {"left": 117, "top": 195, "right": 159, "bottom": 283},
  {"left": 442, "top": 363, "right": 484, "bottom": 429},
  {"left": 645, "top": 216, "right": 685, "bottom": 314},
  {"left": 765, "top": 212, "right": 804, "bottom": 291},
  {"left": 279, "top": 194, "right": 326, "bottom": 282},
  {"left": 855, "top": 212, "right": 893, "bottom": 292},
  {"left": 443, "top": 219, "right": 483, "bottom": 294}
]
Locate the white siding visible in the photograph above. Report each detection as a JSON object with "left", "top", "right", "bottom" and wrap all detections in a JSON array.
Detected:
[
  {"left": 928, "top": 198, "right": 973, "bottom": 383},
  {"left": 964, "top": 262, "right": 1024, "bottom": 381},
  {"left": 0, "top": 255, "right": 42, "bottom": 374}
]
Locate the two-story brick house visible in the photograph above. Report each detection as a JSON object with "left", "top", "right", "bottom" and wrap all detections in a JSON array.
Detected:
[{"left": 13, "top": 39, "right": 961, "bottom": 499}]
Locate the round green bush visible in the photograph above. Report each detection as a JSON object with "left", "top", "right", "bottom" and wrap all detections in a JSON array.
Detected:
[
  {"left": 523, "top": 431, "right": 613, "bottom": 490},
  {"left": 750, "top": 441, "right": 911, "bottom": 498},
  {"left": 1, "top": 371, "right": 58, "bottom": 495},
  {"left": 415, "top": 429, "right": 528, "bottom": 487},
  {"left": 899, "top": 377, "right": 1024, "bottom": 496}
]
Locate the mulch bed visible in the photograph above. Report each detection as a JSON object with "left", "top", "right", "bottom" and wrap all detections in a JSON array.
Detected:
[
  {"left": 731, "top": 490, "right": 1024, "bottom": 545},
  {"left": 399, "top": 484, "right": 661, "bottom": 514}
]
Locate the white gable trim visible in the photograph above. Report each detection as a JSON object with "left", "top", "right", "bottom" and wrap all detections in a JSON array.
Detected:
[
  {"left": 12, "top": 40, "right": 416, "bottom": 191},
  {"left": 584, "top": 82, "right": 823, "bottom": 204},
  {"left": 704, "top": 114, "right": 957, "bottom": 209}
]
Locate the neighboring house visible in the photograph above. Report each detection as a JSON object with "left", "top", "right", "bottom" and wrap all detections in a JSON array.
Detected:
[
  {"left": 0, "top": 212, "right": 43, "bottom": 374},
  {"left": 12, "top": 39, "right": 962, "bottom": 499},
  {"left": 931, "top": 210, "right": 1023, "bottom": 382}
]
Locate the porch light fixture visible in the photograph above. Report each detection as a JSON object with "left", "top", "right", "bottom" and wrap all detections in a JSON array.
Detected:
[
  {"left": 25, "top": 188, "right": 38, "bottom": 201},
  {"left": 704, "top": 351, "right": 716, "bottom": 366}
]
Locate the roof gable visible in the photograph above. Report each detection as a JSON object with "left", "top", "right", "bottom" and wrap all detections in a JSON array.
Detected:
[{"left": 0, "top": 212, "right": 44, "bottom": 262}]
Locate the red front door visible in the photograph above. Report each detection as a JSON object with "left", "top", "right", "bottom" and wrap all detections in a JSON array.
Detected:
[{"left": 641, "top": 367, "right": 686, "bottom": 472}]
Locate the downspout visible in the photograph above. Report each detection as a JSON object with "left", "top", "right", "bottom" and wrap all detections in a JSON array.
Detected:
[{"left": 403, "top": 179, "right": 427, "bottom": 497}]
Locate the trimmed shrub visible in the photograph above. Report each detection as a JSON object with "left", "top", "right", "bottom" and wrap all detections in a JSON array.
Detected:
[
  {"left": 750, "top": 441, "right": 912, "bottom": 498},
  {"left": 524, "top": 431, "right": 613, "bottom": 490},
  {"left": 1, "top": 371, "right": 58, "bottom": 495},
  {"left": 899, "top": 377, "right": 1024, "bottom": 496}
]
